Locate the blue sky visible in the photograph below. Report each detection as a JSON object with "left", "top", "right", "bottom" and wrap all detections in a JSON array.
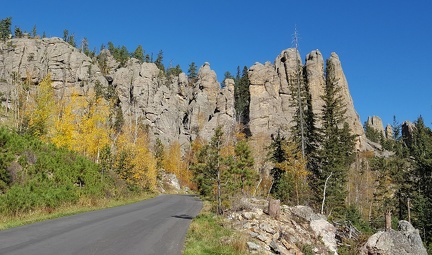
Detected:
[{"left": 2, "top": 0, "right": 432, "bottom": 128}]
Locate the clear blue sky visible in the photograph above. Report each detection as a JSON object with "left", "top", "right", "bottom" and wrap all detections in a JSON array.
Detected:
[{"left": 2, "top": 0, "right": 432, "bottom": 128}]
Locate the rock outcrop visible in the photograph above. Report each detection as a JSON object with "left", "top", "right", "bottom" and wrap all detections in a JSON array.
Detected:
[
  {"left": 0, "top": 37, "right": 107, "bottom": 97},
  {"left": 249, "top": 49, "right": 366, "bottom": 149},
  {"left": 0, "top": 37, "right": 366, "bottom": 151},
  {"left": 367, "top": 116, "right": 385, "bottom": 137},
  {"left": 402, "top": 121, "right": 416, "bottom": 147},
  {"left": 227, "top": 198, "right": 338, "bottom": 254},
  {"left": 361, "top": 220, "right": 427, "bottom": 255},
  {"left": 385, "top": 124, "right": 394, "bottom": 140}
]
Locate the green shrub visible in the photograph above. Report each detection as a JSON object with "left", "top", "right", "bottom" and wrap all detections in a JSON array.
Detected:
[{"left": 0, "top": 126, "right": 111, "bottom": 215}]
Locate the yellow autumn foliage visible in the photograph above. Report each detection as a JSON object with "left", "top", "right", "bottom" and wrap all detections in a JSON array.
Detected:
[
  {"left": 49, "top": 90, "right": 111, "bottom": 162},
  {"left": 162, "top": 141, "right": 193, "bottom": 187},
  {"left": 115, "top": 124, "right": 157, "bottom": 191},
  {"left": 26, "top": 74, "right": 56, "bottom": 138},
  {"left": 275, "top": 142, "right": 310, "bottom": 205}
]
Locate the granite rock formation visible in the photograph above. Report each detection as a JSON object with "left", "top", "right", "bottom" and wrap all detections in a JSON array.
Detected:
[
  {"left": 249, "top": 49, "right": 366, "bottom": 150},
  {"left": 0, "top": 37, "right": 366, "bottom": 150},
  {"left": 367, "top": 116, "right": 385, "bottom": 138},
  {"left": 361, "top": 220, "right": 427, "bottom": 255}
]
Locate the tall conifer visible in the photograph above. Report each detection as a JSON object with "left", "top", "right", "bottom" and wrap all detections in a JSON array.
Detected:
[{"left": 312, "top": 59, "right": 356, "bottom": 218}]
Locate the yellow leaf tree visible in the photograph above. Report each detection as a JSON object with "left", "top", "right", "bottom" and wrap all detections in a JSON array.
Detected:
[
  {"left": 274, "top": 142, "right": 310, "bottom": 205},
  {"left": 115, "top": 123, "right": 157, "bottom": 191},
  {"left": 163, "top": 141, "right": 193, "bottom": 187},
  {"left": 26, "top": 74, "right": 56, "bottom": 139}
]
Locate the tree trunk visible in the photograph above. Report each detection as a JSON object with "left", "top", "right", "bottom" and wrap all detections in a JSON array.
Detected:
[
  {"left": 268, "top": 199, "right": 280, "bottom": 219},
  {"left": 385, "top": 210, "right": 392, "bottom": 231},
  {"left": 321, "top": 172, "right": 333, "bottom": 215}
]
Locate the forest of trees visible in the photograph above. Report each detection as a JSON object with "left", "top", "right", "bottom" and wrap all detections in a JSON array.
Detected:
[{"left": 1, "top": 16, "right": 432, "bottom": 253}]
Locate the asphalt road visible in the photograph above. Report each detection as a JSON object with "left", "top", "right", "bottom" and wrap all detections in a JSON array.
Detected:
[{"left": 0, "top": 194, "right": 202, "bottom": 255}]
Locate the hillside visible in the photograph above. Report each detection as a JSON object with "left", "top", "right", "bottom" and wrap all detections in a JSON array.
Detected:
[
  {"left": 1, "top": 33, "right": 432, "bottom": 254},
  {"left": 0, "top": 126, "right": 110, "bottom": 215}
]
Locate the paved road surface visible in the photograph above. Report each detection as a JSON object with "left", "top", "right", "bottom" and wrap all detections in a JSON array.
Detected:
[{"left": 0, "top": 194, "right": 202, "bottom": 255}]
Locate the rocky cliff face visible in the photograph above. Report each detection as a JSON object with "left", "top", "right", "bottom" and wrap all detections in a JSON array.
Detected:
[
  {"left": 0, "top": 37, "right": 365, "bottom": 149},
  {"left": 0, "top": 37, "right": 107, "bottom": 98},
  {"left": 249, "top": 48, "right": 366, "bottom": 149}
]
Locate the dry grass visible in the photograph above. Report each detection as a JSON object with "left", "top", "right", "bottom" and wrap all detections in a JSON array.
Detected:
[{"left": 183, "top": 202, "right": 249, "bottom": 255}]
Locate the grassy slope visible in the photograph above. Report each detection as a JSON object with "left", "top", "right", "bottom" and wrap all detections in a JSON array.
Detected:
[{"left": 183, "top": 202, "right": 249, "bottom": 255}]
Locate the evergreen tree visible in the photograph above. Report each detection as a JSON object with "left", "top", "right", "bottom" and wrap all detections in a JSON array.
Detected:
[
  {"left": 107, "top": 42, "right": 129, "bottom": 67},
  {"left": 364, "top": 121, "right": 383, "bottom": 143},
  {"left": 224, "top": 71, "right": 234, "bottom": 80},
  {"left": 14, "top": 26, "right": 23, "bottom": 38},
  {"left": 154, "top": 50, "right": 165, "bottom": 73},
  {"left": 81, "top": 37, "right": 90, "bottom": 56},
  {"left": 31, "top": 25, "right": 37, "bottom": 38},
  {"left": 286, "top": 50, "right": 309, "bottom": 157},
  {"left": 312, "top": 60, "right": 356, "bottom": 219},
  {"left": 166, "top": 64, "right": 182, "bottom": 77},
  {"left": 269, "top": 130, "right": 310, "bottom": 205},
  {"left": 407, "top": 116, "right": 432, "bottom": 245},
  {"left": 187, "top": 62, "right": 197, "bottom": 83},
  {"left": 226, "top": 139, "right": 256, "bottom": 195},
  {"left": 234, "top": 66, "right": 250, "bottom": 130},
  {"left": 268, "top": 131, "right": 286, "bottom": 198},
  {"left": 132, "top": 45, "right": 145, "bottom": 63},
  {"left": 192, "top": 127, "right": 224, "bottom": 214},
  {"left": 68, "top": 34, "right": 76, "bottom": 47},
  {"left": 0, "top": 17, "right": 12, "bottom": 41},
  {"left": 63, "top": 29, "right": 68, "bottom": 42}
]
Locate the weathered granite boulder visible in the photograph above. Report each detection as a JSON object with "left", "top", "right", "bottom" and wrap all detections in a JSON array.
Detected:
[
  {"left": 402, "top": 121, "right": 416, "bottom": 147},
  {"left": 361, "top": 220, "right": 427, "bottom": 255},
  {"left": 227, "top": 199, "right": 338, "bottom": 255},
  {"left": 386, "top": 124, "right": 394, "bottom": 139},
  {"left": 367, "top": 116, "right": 385, "bottom": 137}
]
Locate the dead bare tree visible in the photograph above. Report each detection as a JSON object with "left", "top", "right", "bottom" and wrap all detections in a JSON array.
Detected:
[{"left": 321, "top": 172, "right": 333, "bottom": 214}]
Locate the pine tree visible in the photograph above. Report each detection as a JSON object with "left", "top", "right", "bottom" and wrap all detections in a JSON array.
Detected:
[
  {"left": 0, "top": 17, "right": 12, "bottom": 41},
  {"left": 227, "top": 138, "right": 256, "bottom": 195},
  {"left": 192, "top": 127, "right": 224, "bottom": 214},
  {"left": 268, "top": 130, "right": 286, "bottom": 198},
  {"left": 312, "top": 60, "right": 356, "bottom": 219},
  {"left": 31, "top": 25, "right": 37, "bottom": 38},
  {"left": 166, "top": 64, "right": 182, "bottom": 77},
  {"left": 132, "top": 45, "right": 145, "bottom": 63},
  {"left": 14, "top": 26, "right": 23, "bottom": 38},
  {"left": 63, "top": 29, "right": 69, "bottom": 42},
  {"left": 187, "top": 62, "right": 197, "bottom": 83},
  {"left": 407, "top": 116, "right": 432, "bottom": 245},
  {"left": 234, "top": 66, "right": 250, "bottom": 129},
  {"left": 154, "top": 50, "right": 165, "bottom": 73},
  {"left": 364, "top": 121, "right": 383, "bottom": 143}
]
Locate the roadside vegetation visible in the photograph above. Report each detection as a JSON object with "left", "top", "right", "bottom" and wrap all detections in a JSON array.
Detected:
[
  {"left": 0, "top": 126, "right": 156, "bottom": 229},
  {"left": 183, "top": 202, "right": 248, "bottom": 255}
]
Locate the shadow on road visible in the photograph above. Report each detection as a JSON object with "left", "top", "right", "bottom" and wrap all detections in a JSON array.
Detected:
[{"left": 172, "top": 214, "right": 195, "bottom": 220}]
